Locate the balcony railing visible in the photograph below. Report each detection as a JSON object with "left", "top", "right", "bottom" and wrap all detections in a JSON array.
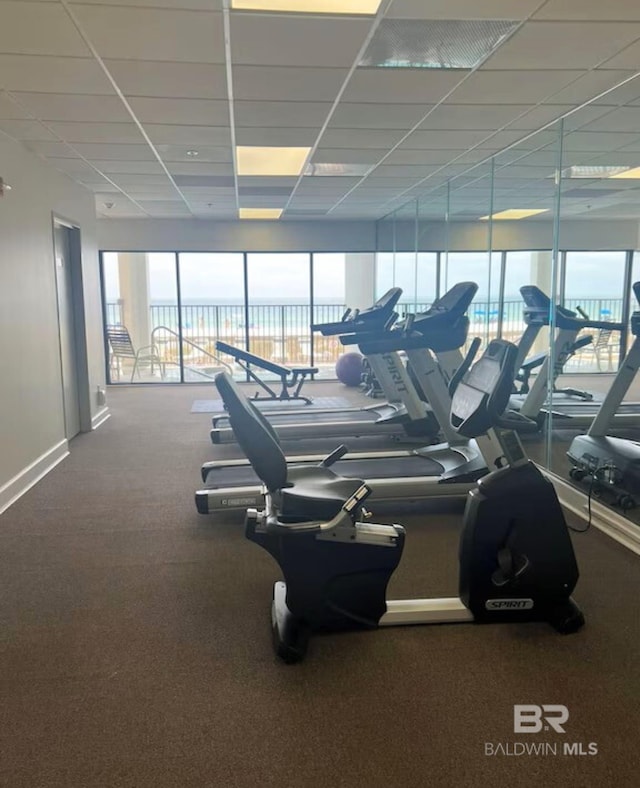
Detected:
[{"left": 105, "top": 297, "right": 627, "bottom": 381}]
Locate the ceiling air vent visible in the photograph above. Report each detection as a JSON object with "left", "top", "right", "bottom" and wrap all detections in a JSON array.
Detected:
[{"left": 358, "top": 19, "right": 518, "bottom": 70}]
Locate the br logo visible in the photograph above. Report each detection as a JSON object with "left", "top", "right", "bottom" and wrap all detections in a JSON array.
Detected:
[{"left": 514, "top": 705, "right": 569, "bottom": 733}]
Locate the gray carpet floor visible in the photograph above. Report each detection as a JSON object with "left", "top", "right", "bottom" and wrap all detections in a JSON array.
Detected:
[{"left": 0, "top": 379, "right": 639, "bottom": 788}]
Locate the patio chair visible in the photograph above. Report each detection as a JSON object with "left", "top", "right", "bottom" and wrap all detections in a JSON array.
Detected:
[
  {"left": 577, "top": 326, "right": 616, "bottom": 372},
  {"left": 106, "top": 325, "right": 165, "bottom": 382}
]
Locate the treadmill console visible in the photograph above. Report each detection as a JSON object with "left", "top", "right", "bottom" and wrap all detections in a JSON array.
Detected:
[{"left": 312, "top": 287, "right": 402, "bottom": 337}]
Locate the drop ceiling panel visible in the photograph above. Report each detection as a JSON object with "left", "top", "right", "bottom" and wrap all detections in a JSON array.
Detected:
[
  {"left": 71, "top": 143, "right": 157, "bottom": 161},
  {"left": 0, "top": 119, "right": 57, "bottom": 141},
  {"left": 145, "top": 124, "right": 231, "bottom": 146},
  {"left": 71, "top": 5, "right": 224, "bottom": 63},
  {"left": 92, "top": 160, "right": 165, "bottom": 175},
  {"left": 158, "top": 144, "right": 232, "bottom": 162},
  {"left": 312, "top": 148, "right": 387, "bottom": 164},
  {"left": 387, "top": 0, "right": 541, "bottom": 19},
  {"left": 418, "top": 104, "right": 531, "bottom": 130},
  {"left": 329, "top": 102, "right": 429, "bottom": 129},
  {"left": 234, "top": 101, "right": 330, "bottom": 128},
  {"left": 0, "top": 1, "right": 90, "bottom": 56},
  {"left": 0, "top": 55, "right": 114, "bottom": 94},
  {"left": 128, "top": 97, "right": 229, "bottom": 126},
  {"left": 106, "top": 173, "right": 171, "bottom": 186},
  {"left": 24, "top": 140, "right": 77, "bottom": 158},
  {"left": 46, "top": 157, "right": 103, "bottom": 177},
  {"left": 562, "top": 130, "right": 639, "bottom": 151},
  {"left": 136, "top": 201, "right": 192, "bottom": 215},
  {"left": 8, "top": 92, "right": 131, "bottom": 123},
  {"left": 450, "top": 70, "right": 585, "bottom": 104},
  {"left": 484, "top": 22, "right": 640, "bottom": 70},
  {"left": 385, "top": 149, "right": 469, "bottom": 165},
  {"left": 376, "top": 164, "right": 444, "bottom": 178},
  {"left": 404, "top": 129, "right": 495, "bottom": 149},
  {"left": 555, "top": 70, "right": 640, "bottom": 108},
  {"left": 106, "top": 61, "right": 228, "bottom": 100},
  {"left": 74, "top": 0, "right": 221, "bottom": 9},
  {"left": 232, "top": 66, "right": 348, "bottom": 101},
  {"left": 0, "top": 94, "right": 29, "bottom": 120},
  {"left": 600, "top": 40, "right": 640, "bottom": 70},
  {"left": 167, "top": 162, "right": 234, "bottom": 176},
  {"left": 534, "top": 0, "right": 640, "bottom": 21},
  {"left": 46, "top": 122, "right": 145, "bottom": 144},
  {"left": 230, "top": 15, "right": 370, "bottom": 67},
  {"left": 320, "top": 128, "right": 406, "bottom": 149},
  {"left": 342, "top": 69, "right": 466, "bottom": 104},
  {"left": 580, "top": 107, "right": 640, "bottom": 132},
  {"left": 235, "top": 126, "right": 317, "bottom": 146}
]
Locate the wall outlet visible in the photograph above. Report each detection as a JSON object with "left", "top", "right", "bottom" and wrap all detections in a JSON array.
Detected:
[{"left": 97, "top": 386, "right": 107, "bottom": 407}]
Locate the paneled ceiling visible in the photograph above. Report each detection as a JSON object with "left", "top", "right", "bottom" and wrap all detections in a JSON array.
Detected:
[{"left": 1, "top": 0, "right": 640, "bottom": 221}]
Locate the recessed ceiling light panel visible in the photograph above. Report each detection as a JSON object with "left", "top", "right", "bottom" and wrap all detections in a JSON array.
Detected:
[
  {"left": 239, "top": 208, "right": 283, "bottom": 219},
  {"left": 609, "top": 167, "right": 640, "bottom": 179},
  {"left": 231, "top": 0, "right": 382, "bottom": 14},
  {"left": 304, "top": 162, "right": 371, "bottom": 176},
  {"left": 236, "top": 146, "right": 310, "bottom": 176},
  {"left": 561, "top": 165, "right": 631, "bottom": 179},
  {"left": 359, "top": 19, "right": 519, "bottom": 69},
  {"left": 480, "top": 209, "right": 549, "bottom": 221}
]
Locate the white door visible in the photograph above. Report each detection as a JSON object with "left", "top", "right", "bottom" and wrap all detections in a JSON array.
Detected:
[{"left": 54, "top": 223, "right": 81, "bottom": 439}]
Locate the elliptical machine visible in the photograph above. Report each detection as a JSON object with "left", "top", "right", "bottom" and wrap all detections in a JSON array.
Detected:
[{"left": 215, "top": 340, "right": 585, "bottom": 663}]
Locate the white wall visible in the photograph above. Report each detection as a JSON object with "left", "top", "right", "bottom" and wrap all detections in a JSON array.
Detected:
[
  {"left": 0, "top": 134, "right": 105, "bottom": 510},
  {"left": 97, "top": 217, "right": 376, "bottom": 252}
]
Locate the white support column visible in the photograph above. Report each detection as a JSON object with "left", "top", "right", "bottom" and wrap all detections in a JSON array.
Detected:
[
  {"left": 345, "top": 253, "right": 375, "bottom": 311},
  {"left": 118, "top": 252, "right": 151, "bottom": 348},
  {"left": 530, "top": 251, "right": 552, "bottom": 354}
]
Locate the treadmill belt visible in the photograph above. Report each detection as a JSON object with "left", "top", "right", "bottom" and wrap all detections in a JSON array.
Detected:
[
  {"left": 213, "top": 410, "right": 380, "bottom": 428},
  {"left": 204, "top": 454, "right": 443, "bottom": 488}
]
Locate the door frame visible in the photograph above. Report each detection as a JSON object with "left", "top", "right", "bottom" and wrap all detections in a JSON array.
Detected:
[{"left": 52, "top": 213, "right": 92, "bottom": 435}]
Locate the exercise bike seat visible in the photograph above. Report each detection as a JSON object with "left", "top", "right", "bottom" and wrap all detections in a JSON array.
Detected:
[
  {"left": 282, "top": 465, "right": 363, "bottom": 521},
  {"left": 215, "top": 371, "right": 364, "bottom": 522}
]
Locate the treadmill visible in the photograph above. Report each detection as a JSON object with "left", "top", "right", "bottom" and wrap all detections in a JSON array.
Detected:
[
  {"left": 509, "top": 288, "right": 629, "bottom": 428},
  {"left": 196, "top": 301, "right": 491, "bottom": 516},
  {"left": 567, "top": 283, "right": 640, "bottom": 508},
  {"left": 209, "top": 283, "right": 478, "bottom": 446}
]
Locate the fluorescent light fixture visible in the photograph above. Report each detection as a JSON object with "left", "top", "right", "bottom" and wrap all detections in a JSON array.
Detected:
[
  {"left": 304, "top": 162, "right": 371, "bottom": 176},
  {"left": 561, "top": 165, "right": 630, "bottom": 179},
  {"left": 236, "top": 146, "right": 310, "bottom": 177},
  {"left": 231, "top": 0, "right": 382, "bottom": 14},
  {"left": 480, "top": 209, "right": 549, "bottom": 221},
  {"left": 239, "top": 208, "right": 283, "bottom": 219},
  {"left": 609, "top": 166, "right": 640, "bottom": 179}
]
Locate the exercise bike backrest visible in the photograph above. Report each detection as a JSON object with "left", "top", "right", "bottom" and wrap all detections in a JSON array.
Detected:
[
  {"left": 215, "top": 372, "right": 288, "bottom": 493},
  {"left": 451, "top": 339, "right": 538, "bottom": 439}
]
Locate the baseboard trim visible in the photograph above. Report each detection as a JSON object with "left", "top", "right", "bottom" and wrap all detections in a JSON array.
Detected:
[
  {"left": 542, "top": 467, "right": 640, "bottom": 557},
  {"left": 91, "top": 407, "right": 110, "bottom": 430},
  {"left": 0, "top": 439, "right": 69, "bottom": 516}
]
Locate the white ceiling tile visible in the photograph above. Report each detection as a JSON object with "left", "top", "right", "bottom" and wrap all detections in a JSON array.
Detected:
[
  {"left": 418, "top": 104, "right": 532, "bottom": 131},
  {"left": 313, "top": 148, "right": 386, "bottom": 164},
  {"left": 0, "top": 119, "right": 58, "bottom": 141},
  {"left": 234, "top": 101, "right": 331, "bottom": 128},
  {"left": 387, "top": 0, "right": 541, "bottom": 19},
  {"left": 167, "top": 162, "right": 234, "bottom": 176},
  {"left": 72, "top": 0, "right": 221, "bottom": 8},
  {"left": 600, "top": 40, "right": 640, "bottom": 70},
  {"left": 157, "top": 144, "right": 232, "bottom": 162},
  {"left": 106, "top": 61, "right": 228, "bottom": 100},
  {"left": 145, "top": 124, "right": 231, "bottom": 146},
  {"left": 71, "top": 5, "right": 224, "bottom": 63},
  {"left": 451, "top": 70, "right": 585, "bottom": 104},
  {"left": 91, "top": 160, "right": 166, "bottom": 175},
  {"left": 46, "top": 157, "right": 102, "bottom": 176},
  {"left": 534, "top": 0, "right": 640, "bottom": 21},
  {"left": 230, "top": 15, "right": 370, "bottom": 67},
  {"left": 46, "top": 122, "right": 145, "bottom": 144},
  {"left": 320, "top": 128, "right": 406, "bottom": 149},
  {"left": 483, "top": 22, "right": 640, "bottom": 70},
  {"left": 136, "top": 202, "right": 192, "bottom": 216},
  {"left": 403, "top": 129, "right": 494, "bottom": 149},
  {"left": 578, "top": 107, "right": 640, "bottom": 133},
  {"left": 342, "top": 69, "right": 465, "bottom": 104},
  {"left": 71, "top": 143, "right": 156, "bottom": 161},
  {"left": 376, "top": 165, "right": 443, "bottom": 178},
  {"left": 8, "top": 92, "right": 131, "bottom": 123},
  {"left": 233, "top": 66, "right": 348, "bottom": 101},
  {"left": 550, "top": 70, "right": 637, "bottom": 105},
  {"left": 385, "top": 149, "right": 468, "bottom": 165},
  {"left": 126, "top": 189, "right": 181, "bottom": 200},
  {"left": 128, "top": 97, "right": 229, "bottom": 125},
  {"left": 0, "top": 55, "right": 114, "bottom": 94},
  {"left": 109, "top": 173, "right": 172, "bottom": 186},
  {"left": 23, "top": 140, "right": 77, "bottom": 157},
  {"left": 0, "top": 1, "right": 90, "bottom": 56},
  {"left": 235, "top": 126, "right": 317, "bottom": 146},
  {"left": 329, "top": 102, "right": 429, "bottom": 129},
  {"left": 0, "top": 94, "right": 30, "bottom": 120}
]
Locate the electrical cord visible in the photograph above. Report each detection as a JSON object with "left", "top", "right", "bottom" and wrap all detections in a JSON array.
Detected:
[{"left": 571, "top": 462, "right": 619, "bottom": 534}]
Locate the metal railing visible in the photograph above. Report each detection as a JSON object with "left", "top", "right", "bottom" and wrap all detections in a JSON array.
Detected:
[{"left": 105, "top": 297, "right": 628, "bottom": 379}]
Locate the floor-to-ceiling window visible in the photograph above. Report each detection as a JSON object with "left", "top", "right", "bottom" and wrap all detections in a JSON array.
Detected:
[{"left": 312, "top": 253, "right": 347, "bottom": 378}]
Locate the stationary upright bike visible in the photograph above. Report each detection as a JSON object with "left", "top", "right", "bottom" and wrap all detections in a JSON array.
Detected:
[{"left": 215, "top": 339, "right": 585, "bottom": 663}]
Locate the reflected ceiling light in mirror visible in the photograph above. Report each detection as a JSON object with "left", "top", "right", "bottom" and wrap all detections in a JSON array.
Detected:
[{"left": 480, "top": 209, "right": 549, "bottom": 220}]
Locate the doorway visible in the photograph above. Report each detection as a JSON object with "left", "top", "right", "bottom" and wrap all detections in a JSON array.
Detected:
[{"left": 53, "top": 218, "right": 90, "bottom": 439}]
